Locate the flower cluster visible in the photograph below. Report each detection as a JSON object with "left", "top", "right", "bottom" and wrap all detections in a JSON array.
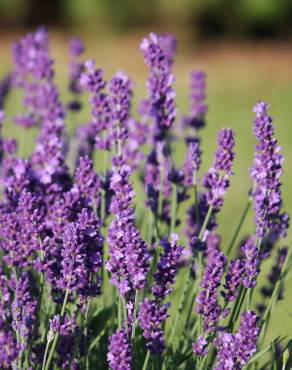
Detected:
[
  {"left": 251, "top": 101, "right": 289, "bottom": 238},
  {"left": 195, "top": 248, "right": 227, "bottom": 333},
  {"left": 203, "top": 128, "right": 235, "bottom": 210},
  {"left": 0, "top": 28, "right": 289, "bottom": 370},
  {"left": 215, "top": 311, "right": 259, "bottom": 369}
]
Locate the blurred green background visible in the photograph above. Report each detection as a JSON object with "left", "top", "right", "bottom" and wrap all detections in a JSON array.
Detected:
[{"left": 1, "top": 0, "right": 292, "bottom": 352}]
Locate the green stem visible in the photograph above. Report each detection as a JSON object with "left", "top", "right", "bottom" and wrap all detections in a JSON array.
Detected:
[
  {"left": 170, "top": 183, "right": 177, "bottom": 235},
  {"left": 84, "top": 300, "right": 91, "bottom": 370},
  {"left": 226, "top": 198, "right": 251, "bottom": 256},
  {"left": 44, "top": 288, "right": 70, "bottom": 370},
  {"left": 122, "top": 297, "right": 129, "bottom": 333},
  {"left": 142, "top": 350, "right": 151, "bottom": 370},
  {"left": 198, "top": 206, "right": 213, "bottom": 240},
  {"left": 131, "top": 290, "right": 139, "bottom": 341},
  {"left": 118, "top": 296, "right": 122, "bottom": 329},
  {"left": 41, "top": 338, "right": 52, "bottom": 370}
]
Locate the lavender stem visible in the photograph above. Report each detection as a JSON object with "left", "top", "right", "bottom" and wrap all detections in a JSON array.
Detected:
[
  {"left": 226, "top": 197, "right": 252, "bottom": 256},
  {"left": 44, "top": 287, "right": 70, "bottom": 370}
]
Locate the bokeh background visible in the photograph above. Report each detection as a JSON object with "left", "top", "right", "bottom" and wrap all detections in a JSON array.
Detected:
[{"left": 1, "top": 0, "right": 292, "bottom": 347}]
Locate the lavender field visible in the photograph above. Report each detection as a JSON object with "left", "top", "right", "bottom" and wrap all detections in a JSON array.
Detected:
[{"left": 0, "top": 28, "right": 292, "bottom": 369}]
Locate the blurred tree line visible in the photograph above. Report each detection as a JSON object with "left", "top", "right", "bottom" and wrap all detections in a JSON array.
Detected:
[{"left": 1, "top": 0, "right": 292, "bottom": 38}]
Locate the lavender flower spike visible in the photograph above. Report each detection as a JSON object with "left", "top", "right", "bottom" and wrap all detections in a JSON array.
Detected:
[
  {"left": 183, "top": 70, "right": 207, "bottom": 129},
  {"left": 152, "top": 233, "right": 184, "bottom": 300},
  {"left": 195, "top": 248, "right": 226, "bottom": 333},
  {"left": 140, "top": 33, "right": 177, "bottom": 139},
  {"left": 203, "top": 128, "right": 235, "bottom": 211},
  {"left": 241, "top": 238, "right": 260, "bottom": 289},
  {"left": 214, "top": 311, "right": 259, "bottom": 369},
  {"left": 108, "top": 328, "right": 132, "bottom": 370},
  {"left": 250, "top": 101, "right": 289, "bottom": 238},
  {"left": 222, "top": 259, "right": 244, "bottom": 302},
  {"left": 183, "top": 140, "right": 201, "bottom": 187}
]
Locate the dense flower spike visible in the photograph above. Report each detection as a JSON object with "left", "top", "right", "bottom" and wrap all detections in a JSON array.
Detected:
[
  {"left": 241, "top": 238, "right": 260, "bottom": 289},
  {"left": 183, "top": 70, "right": 207, "bottom": 129},
  {"left": 203, "top": 128, "right": 235, "bottom": 210},
  {"left": 196, "top": 248, "right": 226, "bottom": 333},
  {"left": 152, "top": 234, "right": 184, "bottom": 300},
  {"left": 79, "top": 60, "right": 112, "bottom": 155},
  {"left": 59, "top": 208, "right": 103, "bottom": 297},
  {"left": 12, "top": 273, "right": 37, "bottom": 351},
  {"left": 108, "top": 71, "right": 132, "bottom": 125},
  {"left": 141, "top": 32, "right": 176, "bottom": 139},
  {"left": 108, "top": 329, "right": 132, "bottom": 370},
  {"left": 183, "top": 140, "right": 201, "bottom": 187},
  {"left": 107, "top": 158, "right": 150, "bottom": 295},
  {"left": 222, "top": 259, "right": 244, "bottom": 301},
  {"left": 68, "top": 37, "right": 84, "bottom": 112},
  {"left": 251, "top": 102, "right": 289, "bottom": 238},
  {"left": 214, "top": 311, "right": 259, "bottom": 369},
  {"left": 138, "top": 298, "right": 169, "bottom": 354}
]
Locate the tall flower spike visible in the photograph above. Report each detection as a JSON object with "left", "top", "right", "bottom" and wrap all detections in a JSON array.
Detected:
[
  {"left": 59, "top": 208, "right": 103, "bottom": 297},
  {"left": 183, "top": 139, "right": 201, "bottom": 187},
  {"left": 108, "top": 329, "right": 132, "bottom": 370},
  {"left": 203, "top": 128, "right": 235, "bottom": 211},
  {"left": 140, "top": 32, "right": 177, "bottom": 140},
  {"left": 222, "top": 259, "right": 244, "bottom": 302},
  {"left": 183, "top": 70, "right": 207, "bottom": 129},
  {"left": 241, "top": 238, "right": 260, "bottom": 289},
  {"left": 152, "top": 233, "right": 184, "bottom": 300},
  {"left": 12, "top": 273, "right": 37, "bottom": 351},
  {"left": 250, "top": 101, "right": 289, "bottom": 239},
  {"left": 195, "top": 248, "right": 226, "bottom": 333},
  {"left": 107, "top": 158, "right": 151, "bottom": 295},
  {"left": 214, "top": 311, "right": 259, "bottom": 369},
  {"left": 138, "top": 298, "right": 169, "bottom": 354}
]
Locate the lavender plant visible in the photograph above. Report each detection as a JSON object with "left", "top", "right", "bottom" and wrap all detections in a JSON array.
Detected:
[{"left": 0, "top": 28, "right": 290, "bottom": 370}]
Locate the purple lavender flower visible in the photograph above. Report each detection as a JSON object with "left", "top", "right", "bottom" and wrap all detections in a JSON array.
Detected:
[
  {"left": 193, "top": 335, "right": 208, "bottom": 356},
  {"left": 79, "top": 61, "right": 112, "bottom": 154},
  {"left": 74, "top": 155, "right": 101, "bottom": 209},
  {"left": 107, "top": 158, "right": 150, "bottom": 295},
  {"left": 214, "top": 311, "right": 259, "bottom": 369},
  {"left": 69, "top": 38, "right": 84, "bottom": 57},
  {"left": 80, "top": 60, "right": 106, "bottom": 93},
  {"left": 138, "top": 298, "right": 169, "bottom": 354},
  {"left": 183, "top": 70, "right": 207, "bottom": 129},
  {"left": 0, "top": 331, "right": 18, "bottom": 368},
  {"left": 68, "top": 38, "right": 84, "bottom": 108},
  {"left": 152, "top": 234, "right": 183, "bottom": 300},
  {"left": 203, "top": 128, "right": 235, "bottom": 211},
  {"left": 108, "top": 71, "right": 132, "bottom": 125},
  {"left": 235, "top": 311, "right": 259, "bottom": 364},
  {"left": 214, "top": 128, "right": 235, "bottom": 174},
  {"left": 59, "top": 208, "right": 103, "bottom": 297},
  {"left": 12, "top": 28, "right": 65, "bottom": 128},
  {"left": 108, "top": 329, "right": 132, "bottom": 370},
  {"left": 196, "top": 248, "right": 226, "bottom": 333},
  {"left": 241, "top": 238, "right": 260, "bottom": 289},
  {"left": 12, "top": 273, "right": 37, "bottom": 351},
  {"left": 140, "top": 33, "right": 176, "bottom": 139},
  {"left": 222, "top": 259, "right": 244, "bottom": 302},
  {"left": 250, "top": 101, "right": 289, "bottom": 238},
  {"left": 183, "top": 140, "right": 201, "bottom": 187}
]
